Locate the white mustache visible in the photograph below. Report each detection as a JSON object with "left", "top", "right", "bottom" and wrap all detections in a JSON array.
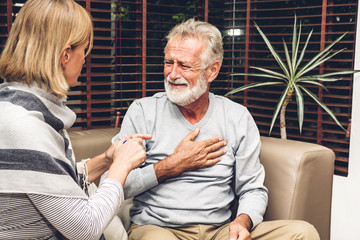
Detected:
[{"left": 166, "top": 75, "right": 189, "bottom": 85}]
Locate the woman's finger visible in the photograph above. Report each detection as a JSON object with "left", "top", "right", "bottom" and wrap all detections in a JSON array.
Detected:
[{"left": 130, "top": 134, "right": 152, "bottom": 140}]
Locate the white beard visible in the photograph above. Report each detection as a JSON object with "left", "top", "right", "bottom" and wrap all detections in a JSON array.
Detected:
[{"left": 164, "top": 72, "right": 208, "bottom": 106}]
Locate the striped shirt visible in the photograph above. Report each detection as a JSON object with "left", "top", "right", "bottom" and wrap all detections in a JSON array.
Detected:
[{"left": 0, "top": 178, "right": 123, "bottom": 240}]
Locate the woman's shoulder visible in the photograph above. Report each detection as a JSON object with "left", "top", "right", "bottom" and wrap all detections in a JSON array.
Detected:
[{"left": 0, "top": 82, "right": 75, "bottom": 130}]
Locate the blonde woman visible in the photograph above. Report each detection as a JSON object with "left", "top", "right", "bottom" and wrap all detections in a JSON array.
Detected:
[{"left": 0, "top": 0, "right": 151, "bottom": 239}]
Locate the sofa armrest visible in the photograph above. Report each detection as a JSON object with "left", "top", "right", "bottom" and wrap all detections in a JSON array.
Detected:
[
  {"left": 68, "top": 128, "right": 120, "bottom": 162},
  {"left": 260, "top": 136, "right": 335, "bottom": 240}
]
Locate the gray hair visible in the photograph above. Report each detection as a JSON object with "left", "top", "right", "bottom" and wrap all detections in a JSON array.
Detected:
[{"left": 165, "top": 18, "right": 223, "bottom": 69}]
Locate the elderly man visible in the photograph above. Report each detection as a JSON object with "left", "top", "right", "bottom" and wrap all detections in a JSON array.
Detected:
[{"left": 113, "top": 18, "right": 320, "bottom": 240}]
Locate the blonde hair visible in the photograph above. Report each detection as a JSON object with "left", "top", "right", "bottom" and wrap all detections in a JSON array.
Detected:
[
  {"left": 0, "top": 0, "right": 93, "bottom": 97},
  {"left": 165, "top": 18, "right": 223, "bottom": 69}
]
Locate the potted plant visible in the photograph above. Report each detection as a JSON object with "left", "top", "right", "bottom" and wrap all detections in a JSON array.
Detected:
[{"left": 225, "top": 16, "right": 358, "bottom": 139}]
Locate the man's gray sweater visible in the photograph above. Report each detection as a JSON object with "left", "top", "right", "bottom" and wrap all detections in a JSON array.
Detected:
[{"left": 113, "top": 92, "right": 268, "bottom": 228}]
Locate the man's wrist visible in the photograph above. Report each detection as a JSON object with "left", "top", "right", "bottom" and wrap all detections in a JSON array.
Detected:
[
  {"left": 236, "top": 213, "right": 253, "bottom": 231},
  {"left": 154, "top": 154, "right": 181, "bottom": 182}
]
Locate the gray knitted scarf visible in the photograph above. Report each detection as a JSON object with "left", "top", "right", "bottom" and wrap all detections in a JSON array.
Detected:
[{"left": 0, "top": 82, "right": 87, "bottom": 199}]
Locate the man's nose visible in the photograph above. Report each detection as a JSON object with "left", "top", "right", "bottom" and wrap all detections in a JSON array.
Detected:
[{"left": 169, "top": 63, "right": 181, "bottom": 80}]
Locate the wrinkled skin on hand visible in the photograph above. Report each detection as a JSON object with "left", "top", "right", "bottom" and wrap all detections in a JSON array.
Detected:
[
  {"left": 229, "top": 214, "right": 252, "bottom": 240},
  {"left": 155, "top": 127, "right": 227, "bottom": 182},
  {"left": 105, "top": 134, "right": 152, "bottom": 165},
  {"left": 106, "top": 134, "right": 152, "bottom": 186}
]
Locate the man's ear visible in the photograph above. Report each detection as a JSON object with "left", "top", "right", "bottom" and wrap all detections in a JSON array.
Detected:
[
  {"left": 206, "top": 60, "right": 221, "bottom": 84},
  {"left": 61, "top": 45, "right": 71, "bottom": 68}
]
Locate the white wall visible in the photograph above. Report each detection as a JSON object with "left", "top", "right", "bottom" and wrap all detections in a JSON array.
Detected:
[{"left": 331, "top": 1, "right": 360, "bottom": 239}]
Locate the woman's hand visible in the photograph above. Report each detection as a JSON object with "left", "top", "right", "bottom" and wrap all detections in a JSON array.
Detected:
[
  {"left": 112, "top": 137, "right": 147, "bottom": 171},
  {"left": 105, "top": 134, "right": 152, "bottom": 163},
  {"left": 106, "top": 134, "right": 152, "bottom": 186}
]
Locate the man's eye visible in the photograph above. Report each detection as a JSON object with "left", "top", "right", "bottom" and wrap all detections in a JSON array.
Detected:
[{"left": 181, "top": 64, "right": 191, "bottom": 69}]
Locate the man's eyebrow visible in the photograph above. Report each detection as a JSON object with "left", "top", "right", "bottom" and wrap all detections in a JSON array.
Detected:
[
  {"left": 179, "top": 60, "right": 191, "bottom": 65},
  {"left": 164, "top": 59, "right": 192, "bottom": 65}
]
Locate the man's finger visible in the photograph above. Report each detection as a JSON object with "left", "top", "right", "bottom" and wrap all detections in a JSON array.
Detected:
[
  {"left": 202, "top": 158, "right": 221, "bottom": 167},
  {"left": 200, "top": 136, "right": 224, "bottom": 148},
  {"left": 206, "top": 148, "right": 227, "bottom": 161},
  {"left": 205, "top": 140, "right": 227, "bottom": 153},
  {"left": 229, "top": 228, "right": 239, "bottom": 240},
  {"left": 182, "top": 128, "right": 200, "bottom": 142}
]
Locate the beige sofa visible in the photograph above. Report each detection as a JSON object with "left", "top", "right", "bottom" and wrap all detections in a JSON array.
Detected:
[{"left": 69, "top": 128, "right": 335, "bottom": 240}]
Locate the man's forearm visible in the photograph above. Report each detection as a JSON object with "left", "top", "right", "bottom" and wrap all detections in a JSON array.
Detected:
[
  {"left": 123, "top": 165, "right": 159, "bottom": 199},
  {"left": 154, "top": 154, "right": 183, "bottom": 182}
]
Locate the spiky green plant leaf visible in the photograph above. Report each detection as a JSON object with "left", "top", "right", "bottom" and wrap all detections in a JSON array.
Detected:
[
  {"left": 254, "top": 22, "right": 290, "bottom": 79},
  {"left": 231, "top": 72, "right": 285, "bottom": 81},
  {"left": 299, "top": 86, "right": 347, "bottom": 132},
  {"left": 283, "top": 38, "right": 293, "bottom": 77},
  {"left": 225, "top": 81, "right": 283, "bottom": 96},
  {"left": 249, "top": 66, "right": 288, "bottom": 81},
  {"left": 292, "top": 21, "right": 301, "bottom": 73},
  {"left": 293, "top": 83, "right": 304, "bottom": 133},
  {"left": 295, "top": 29, "right": 313, "bottom": 71},
  {"left": 300, "top": 81, "right": 329, "bottom": 92},
  {"left": 297, "top": 77, "right": 342, "bottom": 82},
  {"left": 297, "top": 49, "right": 346, "bottom": 78},
  {"left": 296, "top": 34, "right": 347, "bottom": 78},
  {"left": 225, "top": 16, "right": 358, "bottom": 138}
]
